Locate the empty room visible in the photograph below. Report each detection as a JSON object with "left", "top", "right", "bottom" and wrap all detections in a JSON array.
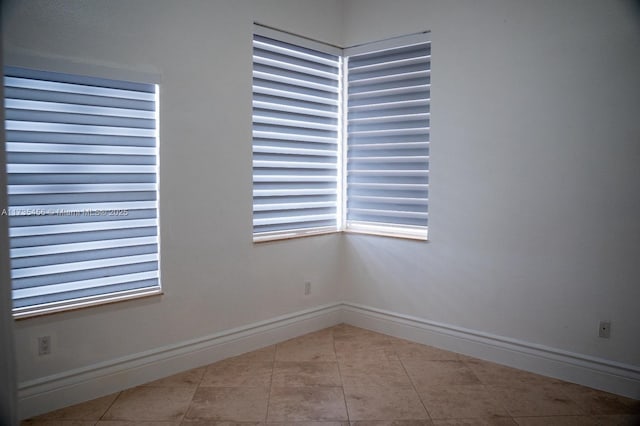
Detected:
[{"left": 0, "top": 0, "right": 639, "bottom": 424}]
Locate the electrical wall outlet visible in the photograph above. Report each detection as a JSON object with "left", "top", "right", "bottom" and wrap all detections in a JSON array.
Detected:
[
  {"left": 598, "top": 320, "right": 611, "bottom": 339},
  {"left": 38, "top": 335, "right": 52, "bottom": 356},
  {"left": 304, "top": 280, "right": 311, "bottom": 296}
]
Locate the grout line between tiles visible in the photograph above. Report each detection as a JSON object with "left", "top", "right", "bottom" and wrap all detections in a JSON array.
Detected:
[
  {"left": 332, "top": 326, "right": 351, "bottom": 422},
  {"left": 182, "top": 368, "right": 206, "bottom": 425},
  {"left": 97, "top": 390, "right": 122, "bottom": 422},
  {"left": 264, "top": 344, "right": 277, "bottom": 422},
  {"left": 396, "top": 347, "right": 434, "bottom": 423},
  {"left": 180, "top": 386, "right": 198, "bottom": 424}
]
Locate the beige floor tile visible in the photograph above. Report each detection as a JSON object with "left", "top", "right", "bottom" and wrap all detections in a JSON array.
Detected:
[
  {"left": 102, "top": 386, "right": 195, "bottom": 421},
  {"left": 336, "top": 346, "right": 398, "bottom": 364},
  {"left": 331, "top": 324, "right": 376, "bottom": 339},
  {"left": 402, "top": 360, "right": 481, "bottom": 390},
  {"left": 432, "top": 418, "right": 516, "bottom": 426},
  {"left": 25, "top": 325, "right": 639, "bottom": 426},
  {"left": 287, "top": 329, "right": 334, "bottom": 344},
  {"left": 418, "top": 385, "right": 509, "bottom": 419},
  {"left": 268, "top": 421, "right": 349, "bottom": 426},
  {"left": 185, "top": 386, "right": 269, "bottom": 421},
  {"left": 144, "top": 367, "right": 206, "bottom": 388},
  {"left": 512, "top": 416, "right": 600, "bottom": 426},
  {"left": 333, "top": 325, "right": 391, "bottom": 340},
  {"left": 201, "top": 360, "right": 273, "bottom": 387},
  {"left": 29, "top": 393, "right": 119, "bottom": 421},
  {"left": 491, "top": 383, "right": 584, "bottom": 417},
  {"left": 591, "top": 414, "right": 640, "bottom": 425},
  {"left": 334, "top": 333, "right": 397, "bottom": 364},
  {"left": 180, "top": 421, "right": 263, "bottom": 426},
  {"left": 343, "top": 385, "right": 428, "bottom": 421},
  {"left": 393, "top": 340, "right": 460, "bottom": 361},
  {"left": 339, "top": 359, "right": 413, "bottom": 388},
  {"left": 227, "top": 345, "right": 276, "bottom": 364},
  {"left": 310, "top": 328, "right": 336, "bottom": 338},
  {"left": 21, "top": 421, "right": 97, "bottom": 426},
  {"left": 335, "top": 329, "right": 389, "bottom": 340},
  {"left": 272, "top": 361, "right": 341, "bottom": 387},
  {"left": 463, "top": 359, "right": 557, "bottom": 387},
  {"left": 350, "top": 421, "right": 434, "bottom": 426},
  {"left": 267, "top": 386, "right": 348, "bottom": 421},
  {"left": 556, "top": 382, "right": 640, "bottom": 415},
  {"left": 276, "top": 331, "right": 336, "bottom": 362},
  {"left": 268, "top": 422, "right": 348, "bottom": 426},
  {"left": 333, "top": 331, "right": 393, "bottom": 348},
  {"left": 97, "top": 422, "right": 181, "bottom": 425}
]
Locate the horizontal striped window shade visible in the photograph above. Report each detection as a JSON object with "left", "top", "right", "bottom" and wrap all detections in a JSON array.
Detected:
[
  {"left": 345, "top": 34, "right": 430, "bottom": 240},
  {"left": 4, "top": 66, "right": 161, "bottom": 318},
  {"left": 252, "top": 27, "right": 342, "bottom": 241}
]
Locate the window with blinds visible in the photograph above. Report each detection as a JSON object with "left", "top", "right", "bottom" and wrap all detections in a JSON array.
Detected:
[
  {"left": 254, "top": 27, "right": 431, "bottom": 242},
  {"left": 252, "top": 27, "right": 342, "bottom": 241},
  {"left": 345, "top": 34, "right": 430, "bottom": 240},
  {"left": 4, "top": 66, "right": 161, "bottom": 318}
]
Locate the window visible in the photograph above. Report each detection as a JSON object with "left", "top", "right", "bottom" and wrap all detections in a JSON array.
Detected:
[
  {"left": 252, "top": 27, "right": 342, "bottom": 242},
  {"left": 344, "top": 34, "right": 431, "bottom": 239},
  {"left": 252, "top": 26, "right": 430, "bottom": 242},
  {"left": 4, "top": 66, "right": 161, "bottom": 318}
]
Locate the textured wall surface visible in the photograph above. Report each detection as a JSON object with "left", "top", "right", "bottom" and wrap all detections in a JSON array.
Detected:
[{"left": 2, "top": 0, "right": 639, "bottom": 399}]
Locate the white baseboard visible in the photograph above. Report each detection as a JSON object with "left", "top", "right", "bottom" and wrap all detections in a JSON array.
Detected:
[
  {"left": 341, "top": 302, "right": 640, "bottom": 399},
  {"left": 18, "top": 303, "right": 342, "bottom": 419},
  {"left": 18, "top": 301, "right": 640, "bottom": 419}
]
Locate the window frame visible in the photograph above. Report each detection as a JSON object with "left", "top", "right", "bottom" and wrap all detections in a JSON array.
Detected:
[
  {"left": 3, "top": 63, "right": 162, "bottom": 319},
  {"left": 252, "top": 27, "right": 431, "bottom": 243},
  {"left": 343, "top": 32, "right": 431, "bottom": 241},
  {"left": 251, "top": 24, "right": 344, "bottom": 242}
]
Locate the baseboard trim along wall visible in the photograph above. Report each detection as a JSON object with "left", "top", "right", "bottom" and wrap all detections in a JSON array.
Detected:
[
  {"left": 18, "top": 302, "right": 640, "bottom": 419},
  {"left": 341, "top": 302, "right": 640, "bottom": 400},
  {"left": 18, "top": 303, "right": 343, "bottom": 419}
]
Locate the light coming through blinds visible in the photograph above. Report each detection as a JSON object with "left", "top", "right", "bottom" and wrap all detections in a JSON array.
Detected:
[
  {"left": 252, "top": 30, "right": 341, "bottom": 241},
  {"left": 345, "top": 34, "right": 430, "bottom": 239},
  {"left": 4, "top": 66, "right": 160, "bottom": 318}
]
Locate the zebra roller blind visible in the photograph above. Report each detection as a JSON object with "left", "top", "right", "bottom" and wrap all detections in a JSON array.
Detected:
[
  {"left": 345, "top": 34, "right": 430, "bottom": 239},
  {"left": 4, "top": 66, "right": 160, "bottom": 318},
  {"left": 252, "top": 27, "right": 341, "bottom": 241}
]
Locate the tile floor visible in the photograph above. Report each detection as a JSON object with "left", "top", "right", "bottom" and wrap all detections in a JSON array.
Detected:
[{"left": 22, "top": 324, "right": 640, "bottom": 425}]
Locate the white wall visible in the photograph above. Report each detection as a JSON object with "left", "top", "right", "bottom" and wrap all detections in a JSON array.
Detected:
[
  {"left": 3, "top": 0, "right": 640, "bottom": 415},
  {"left": 0, "top": 8, "right": 19, "bottom": 422},
  {"left": 341, "top": 0, "right": 640, "bottom": 366},
  {"left": 3, "top": 0, "right": 343, "bottom": 385}
]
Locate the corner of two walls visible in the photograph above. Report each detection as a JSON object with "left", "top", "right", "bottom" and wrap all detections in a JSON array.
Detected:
[
  {"left": 4, "top": 0, "right": 640, "bottom": 417},
  {"left": 0, "top": 10, "right": 20, "bottom": 420},
  {"left": 338, "top": 0, "right": 640, "bottom": 395},
  {"left": 3, "top": 0, "right": 346, "bottom": 418}
]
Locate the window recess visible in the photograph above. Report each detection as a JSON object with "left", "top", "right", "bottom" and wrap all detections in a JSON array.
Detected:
[
  {"left": 344, "top": 33, "right": 431, "bottom": 240},
  {"left": 4, "top": 66, "right": 161, "bottom": 318},
  {"left": 252, "top": 25, "right": 342, "bottom": 242}
]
